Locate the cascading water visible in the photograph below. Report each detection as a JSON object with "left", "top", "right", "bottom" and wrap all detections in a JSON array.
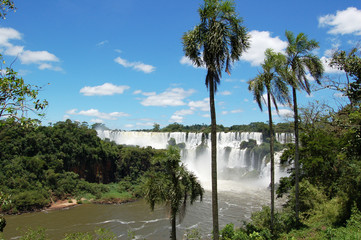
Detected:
[{"left": 97, "top": 130, "right": 292, "bottom": 191}]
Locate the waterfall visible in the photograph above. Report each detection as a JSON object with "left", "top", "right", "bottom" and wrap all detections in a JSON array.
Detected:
[
  {"left": 275, "top": 132, "right": 294, "bottom": 144},
  {"left": 97, "top": 130, "right": 291, "bottom": 190}
]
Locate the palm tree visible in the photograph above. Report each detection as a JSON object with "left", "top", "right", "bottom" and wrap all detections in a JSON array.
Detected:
[
  {"left": 248, "top": 48, "right": 289, "bottom": 233},
  {"left": 182, "top": 1, "right": 249, "bottom": 238},
  {"left": 143, "top": 146, "right": 204, "bottom": 240},
  {"left": 284, "top": 31, "right": 324, "bottom": 223}
]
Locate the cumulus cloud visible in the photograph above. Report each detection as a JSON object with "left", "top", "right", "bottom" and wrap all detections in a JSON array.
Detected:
[
  {"left": 188, "top": 98, "right": 209, "bottom": 111},
  {"left": 0, "top": 27, "right": 62, "bottom": 71},
  {"left": 320, "top": 56, "right": 344, "bottom": 74},
  {"left": 0, "top": 27, "right": 21, "bottom": 47},
  {"left": 140, "top": 88, "right": 195, "bottom": 107},
  {"left": 133, "top": 90, "right": 156, "bottom": 96},
  {"left": 38, "top": 63, "right": 63, "bottom": 71},
  {"left": 114, "top": 57, "right": 155, "bottom": 73},
  {"left": 170, "top": 109, "right": 194, "bottom": 123},
  {"left": 90, "top": 118, "right": 104, "bottom": 123},
  {"left": 241, "top": 30, "right": 287, "bottom": 66},
  {"left": 170, "top": 114, "right": 184, "bottom": 123},
  {"left": 272, "top": 108, "right": 294, "bottom": 118},
  {"left": 180, "top": 55, "right": 206, "bottom": 69},
  {"left": 80, "top": 83, "right": 130, "bottom": 96},
  {"left": 19, "top": 50, "right": 59, "bottom": 64},
  {"left": 219, "top": 90, "right": 231, "bottom": 96},
  {"left": 66, "top": 108, "right": 130, "bottom": 120},
  {"left": 319, "top": 7, "right": 361, "bottom": 35}
]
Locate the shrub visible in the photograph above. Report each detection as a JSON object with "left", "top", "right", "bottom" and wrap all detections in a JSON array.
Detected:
[{"left": 12, "top": 189, "right": 49, "bottom": 212}]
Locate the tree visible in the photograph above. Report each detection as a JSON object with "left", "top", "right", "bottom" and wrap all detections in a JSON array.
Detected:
[
  {"left": 0, "top": 59, "right": 48, "bottom": 126},
  {"left": 182, "top": 1, "right": 249, "bottom": 238},
  {"left": 248, "top": 48, "right": 289, "bottom": 233},
  {"left": 328, "top": 47, "right": 361, "bottom": 104},
  {"left": 143, "top": 146, "right": 203, "bottom": 240},
  {"left": 0, "top": 0, "right": 15, "bottom": 19},
  {"left": 152, "top": 123, "right": 160, "bottom": 132},
  {"left": 284, "top": 31, "right": 324, "bottom": 223}
]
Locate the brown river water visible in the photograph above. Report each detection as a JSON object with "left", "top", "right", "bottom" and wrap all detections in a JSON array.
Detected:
[{"left": 2, "top": 181, "right": 284, "bottom": 240}]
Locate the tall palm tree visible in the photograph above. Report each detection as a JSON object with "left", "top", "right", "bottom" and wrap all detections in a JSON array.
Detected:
[
  {"left": 182, "top": 1, "right": 249, "bottom": 238},
  {"left": 143, "top": 146, "right": 204, "bottom": 240},
  {"left": 284, "top": 31, "right": 324, "bottom": 223},
  {"left": 248, "top": 48, "right": 289, "bottom": 233}
]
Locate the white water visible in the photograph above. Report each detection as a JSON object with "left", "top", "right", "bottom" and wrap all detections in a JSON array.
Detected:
[{"left": 97, "top": 131, "right": 291, "bottom": 191}]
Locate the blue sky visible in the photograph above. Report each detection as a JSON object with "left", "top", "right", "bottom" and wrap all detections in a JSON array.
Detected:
[{"left": 0, "top": 0, "right": 360, "bottom": 130}]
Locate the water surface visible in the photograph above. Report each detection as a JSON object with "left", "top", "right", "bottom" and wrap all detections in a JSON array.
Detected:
[{"left": 3, "top": 187, "right": 283, "bottom": 240}]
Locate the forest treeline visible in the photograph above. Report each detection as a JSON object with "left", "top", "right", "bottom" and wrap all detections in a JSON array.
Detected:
[
  {"left": 100, "top": 121, "right": 294, "bottom": 134},
  {"left": 0, "top": 119, "right": 164, "bottom": 214}
]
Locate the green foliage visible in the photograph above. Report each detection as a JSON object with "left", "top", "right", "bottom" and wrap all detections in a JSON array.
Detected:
[
  {"left": 240, "top": 139, "right": 257, "bottom": 149},
  {"left": 143, "top": 146, "right": 204, "bottom": 239},
  {"left": 14, "top": 227, "right": 116, "bottom": 240},
  {"left": 18, "top": 227, "right": 48, "bottom": 240},
  {"left": 116, "top": 146, "right": 157, "bottom": 182},
  {"left": 0, "top": 217, "right": 5, "bottom": 232},
  {"left": 0, "top": 0, "right": 15, "bottom": 19},
  {"left": 184, "top": 228, "right": 203, "bottom": 240},
  {"left": 0, "top": 120, "right": 159, "bottom": 213},
  {"left": 64, "top": 228, "right": 116, "bottom": 240},
  {"left": 11, "top": 189, "right": 49, "bottom": 213},
  {"left": 329, "top": 48, "right": 361, "bottom": 104},
  {"left": 0, "top": 57, "right": 48, "bottom": 126}
]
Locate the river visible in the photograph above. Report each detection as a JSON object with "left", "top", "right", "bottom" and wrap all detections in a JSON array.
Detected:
[{"left": 3, "top": 180, "right": 285, "bottom": 240}]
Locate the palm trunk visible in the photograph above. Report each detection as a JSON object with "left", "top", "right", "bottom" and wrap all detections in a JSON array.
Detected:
[
  {"left": 171, "top": 211, "right": 177, "bottom": 240},
  {"left": 267, "top": 91, "right": 275, "bottom": 234},
  {"left": 209, "top": 78, "right": 219, "bottom": 240},
  {"left": 292, "top": 87, "right": 300, "bottom": 224}
]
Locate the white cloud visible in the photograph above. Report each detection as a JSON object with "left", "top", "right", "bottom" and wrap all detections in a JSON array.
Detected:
[
  {"left": 320, "top": 56, "right": 344, "bottom": 74},
  {"left": 136, "top": 122, "right": 154, "bottom": 127},
  {"left": 241, "top": 30, "right": 287, "bottom": 66},
  {"left": 219, "top": 90, "right": 231, "bottom": 96},
  {"left": 174, "top": 109, "right": 194, "bottom": 115},
  {"left": 188, "top": 98, "right": 209, "bottom": 111},
  {"left": 141, "top": 88, "right": 195, "bottom": 107},
  {"left": 19, "top": 50, "right": 59, "bottom": 64},
  {"left": 170, "top": 108, "right": 194, "bottom": 123},
  {"left": 244, "top": 98, "right": 249, "bottom": 102},
  {"left": 222, "top": 111, "right": 228, "bottom": 115},
  {"left": 38, "top": 63, "right": 63, "bottom": 71},
  {"left": 319, "top": 7, "right": 361, "bottom": 35},
  {"left": 180, "top": 55, "right": 206, "bottom": 69},
  {"left": 170, "top": 114, "right": 184, "bottom": 123},
  {"left": 0, "top": 27, "right": 21, "bottom": 47},
  {"left": 96, "top": 40, "right": 108, "bottom": 47},
  {"left": 125, "top": 124, "right": 134, "bottom": 128},
  {"left": 90, "top": 118, "right": 104, "bottom": 123},
  {"left": 272, "top": 108, "right": 294, "bottom": 118},
  {"left": 114, "top": 57, "right": 155, "bottom": 73},
  {"left": 231, "top": 109, "right": 243, "bottom": 113},
  {"left": 4, "top": 45, "right": 24, "bottom": 56},
  {"left": 0, "top": 27, "right": 61, "bottom": 71},
  {"left": 202, "top": 114, "right": 210, "bottom": 118},
  {"left": 80, "top": 83, "right": 130, "bottom": 96},
  {"left": 67, "top": 108, "right": 130, "bottom": 120}
]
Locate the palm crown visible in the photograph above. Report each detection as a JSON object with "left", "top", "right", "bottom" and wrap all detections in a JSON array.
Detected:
[{"left": 182, "top": 0, "right": 249, "bottom": 92}]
